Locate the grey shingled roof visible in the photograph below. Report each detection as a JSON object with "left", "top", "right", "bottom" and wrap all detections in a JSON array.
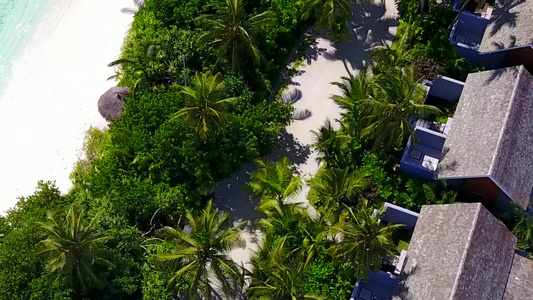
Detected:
[
  {"left": 503, "top": 254, "right": 533, "bottom": 300},
  {"left": 435, "top": 66, "right": 533, "bottom": 209},
  {"left": 479, "top": 0, "right": 533, "bottom": 53},
  {"left": 393, "top": 203, "right": 517, "bottom": 300}
]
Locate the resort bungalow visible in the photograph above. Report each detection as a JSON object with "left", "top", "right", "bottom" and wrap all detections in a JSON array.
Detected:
[
  {"left": 402, "top": 66, "right": 533, "bottom": 213},
  {"left": 352, "top": 203, "right": 533, "bottom": 300},
  {"left": 435, "top": 66, "right": 533, "bottom": 212},
  {"left": 393, "top": 203, "right": 533, "bottom": 300},
  {"left": 450, "top": 0, "right": 533, "bottom": 73},
  {"left": 400, "top": 76, "right": 464, "bottom": 180}
]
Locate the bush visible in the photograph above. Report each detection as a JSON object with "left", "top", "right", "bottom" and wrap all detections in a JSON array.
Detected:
[{"left": 304, "top": 250, "right": 355, "bottom": 300}]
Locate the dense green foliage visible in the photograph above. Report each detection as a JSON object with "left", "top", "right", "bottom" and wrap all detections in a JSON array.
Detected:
[
  {"left": 505, "top": 204, "right": 533, "bottom": 255},
  {"left": 303, "top": 251, "right": 354, "bottom": 300},
  {"left": 376, "top": 1, "right": 472, "bottom": 80},
  {"left": 0, "top": 0, "right": 483, "bottom": 298},
  {"left": 0, "top": 0, "right": 306, "bottom": 298},
  {"left": 156, "top": 201, "right": 246, "bottom": 298},
  {"left": 37, "top": 206, "right": 113, "bottom": 296}
]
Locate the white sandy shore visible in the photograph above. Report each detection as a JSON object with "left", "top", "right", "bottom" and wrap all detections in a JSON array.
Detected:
[{"left": 0, "top": 0, "right": 134, "bottom": 213}]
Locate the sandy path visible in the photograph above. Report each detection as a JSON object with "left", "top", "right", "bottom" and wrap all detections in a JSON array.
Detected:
[
  {"left": 0, "top": 0, "right": 134, "bottom": 213},
  {"left": 215, "top": 0, "right": 399, "bottom": 270}
]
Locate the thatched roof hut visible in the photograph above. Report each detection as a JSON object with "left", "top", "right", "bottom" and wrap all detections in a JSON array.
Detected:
[{"left": 98, "top": 87, "right": 130, "bottom": 121}]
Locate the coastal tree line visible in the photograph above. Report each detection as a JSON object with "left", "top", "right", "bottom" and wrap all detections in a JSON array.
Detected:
[{"left": 3, "top": 0, "right": 531, "bottom": 299}]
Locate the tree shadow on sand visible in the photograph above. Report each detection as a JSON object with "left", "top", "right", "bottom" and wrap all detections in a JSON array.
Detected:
[
  {"left": 213, "top": 131, "right": 310, "bottom": 226},
  {"left": 323, "top": 0, "right": 398, "bottom": 73},
  {"left": 302, "top": 32, "right": 328, "bottom": 64}
]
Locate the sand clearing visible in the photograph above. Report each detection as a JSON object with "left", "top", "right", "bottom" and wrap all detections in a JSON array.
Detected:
[
  {"left": 217, "top": 0, "right": 399, "bottom": 268},
  {"left": 0, "top": 0, "right": 134, "bottom": 213}
]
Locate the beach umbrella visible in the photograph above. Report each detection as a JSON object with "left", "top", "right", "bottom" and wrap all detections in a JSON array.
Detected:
[{"left": 98, "top": 86, "right": 130, "bottom": 121}]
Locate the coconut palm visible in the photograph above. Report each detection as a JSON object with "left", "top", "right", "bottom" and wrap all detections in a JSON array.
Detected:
[
  {"left": 371, "top": 19, "right": 419, "bottom": 75},
  {"left": 108, "top": 43, "right": 157, "bottom": 95},
  {"left": 171, "top": 71, "right": 237, "bottom": 141},
  {"left": 247, "top": 157, "right": 302, "bottom": 201},
  {"left": 37, "top": 206, "right": 113, "bottom": 295},
  {"left": 330, "top": 64, "right": 373, "bottom": 137},
  {"left": 331, "top": 64, "right": 373, "bottom": 111},
  {"left": 328, "top": 200, "right": 402, "bottom": 279},
  {"left": 156, "top": 201, "right": 247, "bottom": 299},
  {"left": 311, "top": 119, "right": 351, "bottom": 168},
  {"left": 196, "top": 0, "right": 275, "bottom": 69},
  {"left": 357, "top": 66, "right": 440, "bottom": 152},
  {"left": 248, "top": 236, "right": 324, "bottom": 300},
  {"left": 308, "top": 167, "right": 368, "bottom": 222},
  {"left": 256, "top": 196, "right": 326, "bottom": 253},
  {"left": 301, "top": 0, "right": 352, "bottom": 41}
]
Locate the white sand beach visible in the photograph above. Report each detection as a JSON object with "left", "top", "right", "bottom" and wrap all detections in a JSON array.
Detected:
[{"left": 0, "top": 0, "right": 133, "bottom": 213}]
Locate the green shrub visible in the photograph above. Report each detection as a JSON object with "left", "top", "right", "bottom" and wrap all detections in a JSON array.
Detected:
[{"left": 304, "top": 250, "right": 355, "bottom": 300}]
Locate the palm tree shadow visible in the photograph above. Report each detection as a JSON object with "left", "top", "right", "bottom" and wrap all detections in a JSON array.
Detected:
[
  {"left": 213, "top": 162, "right": 264, "bottom": 225},
  {"left": 393, "top": 263, "right": 418, "bottom": 299},
  {"left": 266, "top": 130, "right": 311, "bottom": 171},
  {"left": 213, "top": 131, "right": 310, "bottom": 224},
  {"left": 322, "top": 0, "right": 398, "bottom": 72},
  {"left": 302, "top": 32, "right": 328, "bottom": 64},
  {"left": 436, "top": 146, "right": 458, "bottom": 174},
  {"left": 488, "top": 0, "right": 525, "bottom": 37},
  {"left": 482, "top": 64, "right": 519, "bottom": 84}
]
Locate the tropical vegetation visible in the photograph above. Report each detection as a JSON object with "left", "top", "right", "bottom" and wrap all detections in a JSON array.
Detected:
[
  {"left": 0, "top": 0, "right": 489, "bottom": 299},
  {"left": 155, "top": 201, "right": 246, "bottom": 299},
  {"left": 37, "top": 206, "right": 113, "bottom": 296}
]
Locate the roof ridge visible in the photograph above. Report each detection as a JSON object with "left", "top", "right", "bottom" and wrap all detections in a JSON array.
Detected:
[
  {"left": 449, "top": 203, "right": 481, "bottom": 300},
  {"left": 501, "top": 253, "right": 517, "bottom": 300},
  {"left": 488, "top": 66, "right": 523, "bottom": 190}
]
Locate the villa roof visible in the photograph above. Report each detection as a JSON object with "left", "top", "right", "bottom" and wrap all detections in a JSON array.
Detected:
[
  {"left": 479, "top": 0, "right": 533, "bottom": 53},
  {"left": 393, "top": 203, "right": 517, "bottom": 300},
  {"left": 435, "top": 66, "right": 533, "bottom": 209},
  {"left": 503, "top": 254, "right": 533, "bottom": 300}
]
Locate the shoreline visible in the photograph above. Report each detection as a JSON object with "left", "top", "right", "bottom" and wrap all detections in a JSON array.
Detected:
[{"left": 0, "top": 0, "right": 134, "bottom": 214}]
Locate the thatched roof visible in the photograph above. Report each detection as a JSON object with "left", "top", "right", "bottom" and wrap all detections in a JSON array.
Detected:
[
  {"left": 479, "top": 0, "right": 533, "bottom": 53},
  {"left": 98, "top": 87, "right": 130, "bottom": 121},
  {"left": 393, "top": 203, "right": 517, "bottom": 300},
  {"left": 435, "top": 66, "right": 533, "bottom": 209},
  {"left": 503, "top": 254, "right": 533, "bottom": 300}
]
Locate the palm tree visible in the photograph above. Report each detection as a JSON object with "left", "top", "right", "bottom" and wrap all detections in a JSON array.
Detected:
[
  {"left": 331, "top": 64, "right": 373, "bottom": 110},
  {"left": 256, "top": 197, "right": 326, "bottom": 253},
  {"left": 311, "top": 119, "right": 351, "bottom": 168},
  {"left": 308, "top": 167, "right": 368, "bottom": 222},
  {"left": 171, "top": 71, "right": 237, "bottom": 141},
  {"left": 301, "top": 0, "right": 352, "bottom": 41},
  {"left": 328, "top": 200, "right": 402, "bottom": 279},
  {"left": 330, "top": 64, "right": 373, "bottom": 138},
  {"left": 156, "top": 201, "right": 246, "bottom": 299},
  {"left": 371, "top": 19, "right": 419, "bottom": 75},
  {"left": 108, "top": 43, "right": 158, "bottom": 94},
  {"left": 247, "top": 157, "right": 302, "bottom": 201},
  {"left": 357, "top": 66, "right": 441, "bottom": 152},
  {"left": 37, "top": 206, "right": 113, "bottom": 295},
  {"left": 250, "top": 157, "right": 325, "bottom": 253},
  {"left": 196, "top": 0, "right": 275, "bottom": 69},
  {"left": 248, "top": 236, "right": 324, "bottom": 300}
]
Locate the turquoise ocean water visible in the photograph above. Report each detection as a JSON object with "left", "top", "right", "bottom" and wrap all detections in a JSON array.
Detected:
[{"left": 0, "top": 0, "right": 60, "bottom": 95}]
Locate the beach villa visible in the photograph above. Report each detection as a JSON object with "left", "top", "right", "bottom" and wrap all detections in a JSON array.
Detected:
[
  {"left": 449, "top": 0, "right": 533, "bottom": 74},
  {"left": 401, "top": 65, "right": 533, "bottom": 213},
  {"left": 351, "top": 203, "right": 533, "bottom": 300},
  {"left": 394, "top": 203, "right": 533, "bottom": 300}
]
